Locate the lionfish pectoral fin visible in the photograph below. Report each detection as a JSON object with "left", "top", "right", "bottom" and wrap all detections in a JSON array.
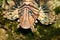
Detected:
[{"left": 38, "top": 10, "right": 49, "bottom": 25}]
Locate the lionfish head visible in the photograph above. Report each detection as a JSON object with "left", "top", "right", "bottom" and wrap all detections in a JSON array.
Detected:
[{"left": 19, "top": 8, "right": 35, "bottom": 29}]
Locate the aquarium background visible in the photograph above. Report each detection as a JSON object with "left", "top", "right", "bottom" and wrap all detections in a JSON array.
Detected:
[{"left": 0, "top": 0, "right": 60, "bottom": 40}]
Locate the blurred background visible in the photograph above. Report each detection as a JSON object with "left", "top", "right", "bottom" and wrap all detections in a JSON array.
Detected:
[{"left": 0, "top": 0, "right": 60, "bottom": 40}]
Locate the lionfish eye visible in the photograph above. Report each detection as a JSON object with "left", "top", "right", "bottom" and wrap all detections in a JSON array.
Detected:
[
  {"left": 19, "top": 10, "right": 24, "bottom": 16},
  {"left": 29, "top": 10, "right": 33, "bottom": 15}
]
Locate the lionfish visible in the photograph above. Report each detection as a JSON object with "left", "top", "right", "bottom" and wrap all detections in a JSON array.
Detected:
[{"left": 2, "top": 0, "right": 56, "bottom": 32}]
